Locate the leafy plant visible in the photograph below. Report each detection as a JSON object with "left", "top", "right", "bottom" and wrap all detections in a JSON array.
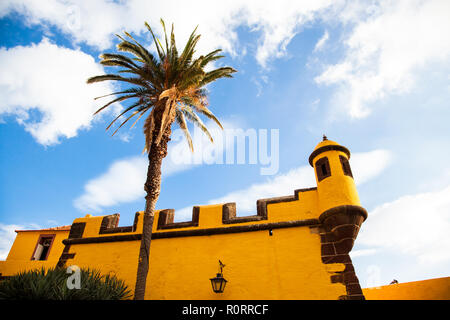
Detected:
[{"left": 0, "top": 267, "right": 132, "bottom": 300}]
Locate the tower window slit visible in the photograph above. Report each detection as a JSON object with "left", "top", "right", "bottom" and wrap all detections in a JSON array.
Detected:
[
  {"left": 339, "top": 155, "right": 353, "bottom": 178},
  {"left": 321, "top": 164, "right": 328, "bottom": 176},
  {"left": 315, "top": 157, "right": 331, "bottom": 182}
]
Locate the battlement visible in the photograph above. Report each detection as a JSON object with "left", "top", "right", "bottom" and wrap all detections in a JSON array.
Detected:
[{"left": 61, "top": 187, "right": 322, "bottom": 246}]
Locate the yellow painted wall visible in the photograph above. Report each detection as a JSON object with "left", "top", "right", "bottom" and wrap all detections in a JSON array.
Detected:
[
  {"left": 0, "top": 230, "right": 69, "bottom": 276},
  {"left": 363, "top": 277, "right": 450, "bottom": 300},
  {"left": 0, "top": 187, "right": 350, "bottom": 299},
  {"left": 145, "top": 225, "right": 346, "bottom": 300},
  {"left": 63, "top": 197, "right": 348, "bottom": 300}
]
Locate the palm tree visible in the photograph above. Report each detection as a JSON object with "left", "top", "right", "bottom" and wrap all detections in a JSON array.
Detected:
[{"left": 87, "top": 19, "right": 236, "bottom": 300}]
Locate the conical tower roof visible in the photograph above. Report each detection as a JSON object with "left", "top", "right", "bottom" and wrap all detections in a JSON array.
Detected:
[{"left": 308, "top": 135, "right": 351, "bottom": 166}]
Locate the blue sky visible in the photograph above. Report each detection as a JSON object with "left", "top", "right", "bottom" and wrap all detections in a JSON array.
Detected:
[{"left": 1, "top": 0, "right": 449, "bottom": 288}]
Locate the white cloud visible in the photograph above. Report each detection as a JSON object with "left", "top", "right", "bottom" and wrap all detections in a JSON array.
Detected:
[
  {"left": 2, "top": 1, "right": 448, "bottom": 124},
  {"left": 314, "top": 30, "right": 329, "bottom": 52},
  {"left": 0, "top": 38, "right": 119, "bottom": 145},
  {"left": 350, "top": 149, "right": 392, "bottom": 185},
  {"left": 46, "top": 220, "right": 60, "bottom": 226},
  {"left": 73, "top": 119, "right": 238, "bottom": 212},
  {"left": 173, "top": 149, "right": 392, "bottom": 221},
  {"left": 0, "top": 0, "right": 125, "bottom": 50},
  {"left": 239, "top": 0, "right": 334, "bottom": 67},
  {"left": 0, "top": 0, "right": 336, "bottom": 67},
  {"left": 73, "top": 156, "right": 147, "bottom": 213},
  {"left": 358, "top": 185, "right": 450, "bottom": 266},
  {"left": 0, "top": 223, "right": 41, "bottom": 260},
  {"left": 350, "top": 248, "right": 378, "bottom": 258},
  {"left": 315, "top": 0, "right": 450, "bottom": 118}
]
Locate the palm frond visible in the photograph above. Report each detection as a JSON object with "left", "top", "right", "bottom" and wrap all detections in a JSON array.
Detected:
[
  {"left": 105, "top": 100, "right": 147, "bottom": 131},
  {"left": 144, "top": 21, "right": 165, "bottom": 61},
  {"left": 129, "top": 108, "right": 149, "bottom": 130},
  {"left": 160, "top": 19, "right": 170, "bottom": 57},
  {"left": 200, "top": 67, "right": 237, "bottom": 86},
  {"left": 94, "top": 87, "right": 150, "bottom": 100},
  {"left": 181, "top": 105, "right": 213, "bottom": 143},
  {"left": 94, "top": 93, "right": 141, "bottom": 116},
  {"left": 88, "top": 20, "right": 236, "bottom": 153},
  {"left": 121, "top": 31, "right": 161, "bottom": 72},
  {"left": 100, "top": 53, "right": 140, "bottom": 68},
  {"left": 200, "top": 49, "right": 224, "bottom": 67},
  {"left": 179, "top": 27, "right": 200, "bottom": 69},
  {"left": 111, "top": 106, "right": 149, "bottom": 137},
  {"left": 86, "top": 74, "right": 149, "bottom": 88},
  {"left": 196, "top": 106, "right": 223, "bottom": 130},
  {"left": 175, "top": 108, "right": 193, "bottom": 152}
]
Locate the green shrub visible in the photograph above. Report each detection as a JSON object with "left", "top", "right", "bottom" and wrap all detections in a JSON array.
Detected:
[{"left": 0, "top": 267, "right": 132, "bottom": 300}]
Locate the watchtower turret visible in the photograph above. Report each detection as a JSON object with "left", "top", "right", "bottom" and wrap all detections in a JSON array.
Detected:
[
  {"left": 310, "top": 136, "right": 368, "bottom": 300},
  {"left": 309, "top": 135, "right": 360, "bottom": 214}
]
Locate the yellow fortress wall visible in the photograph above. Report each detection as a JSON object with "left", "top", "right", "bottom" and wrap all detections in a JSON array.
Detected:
[
  {"left": 0, "top": 227, "right": 69, "bottom": 277},
  {"left": 0, "top": 138, "right": 369, "bottom": 299},
  {"left": 364, "top": 277, "right": 450, "bottom": 300}
]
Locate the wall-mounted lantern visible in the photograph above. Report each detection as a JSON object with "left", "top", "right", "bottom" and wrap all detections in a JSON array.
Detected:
[{"left": 210, "top": 260, "right": 227, "bottom": 293}]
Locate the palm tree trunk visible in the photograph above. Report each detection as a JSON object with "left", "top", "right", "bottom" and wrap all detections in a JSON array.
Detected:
[{"left": 134, "top": 121, "right": 172, "bottom": 300}]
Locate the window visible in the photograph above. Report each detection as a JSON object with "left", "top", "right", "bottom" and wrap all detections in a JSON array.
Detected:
[
  {"left": 339, "top": 155, "right": 353, "bottom": 178},
  {"left": 315, "top": 157, "right": 331, "bottom": 182},
  {"left": 31, "top": 234, "right": 55, "bottom": 261}
]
